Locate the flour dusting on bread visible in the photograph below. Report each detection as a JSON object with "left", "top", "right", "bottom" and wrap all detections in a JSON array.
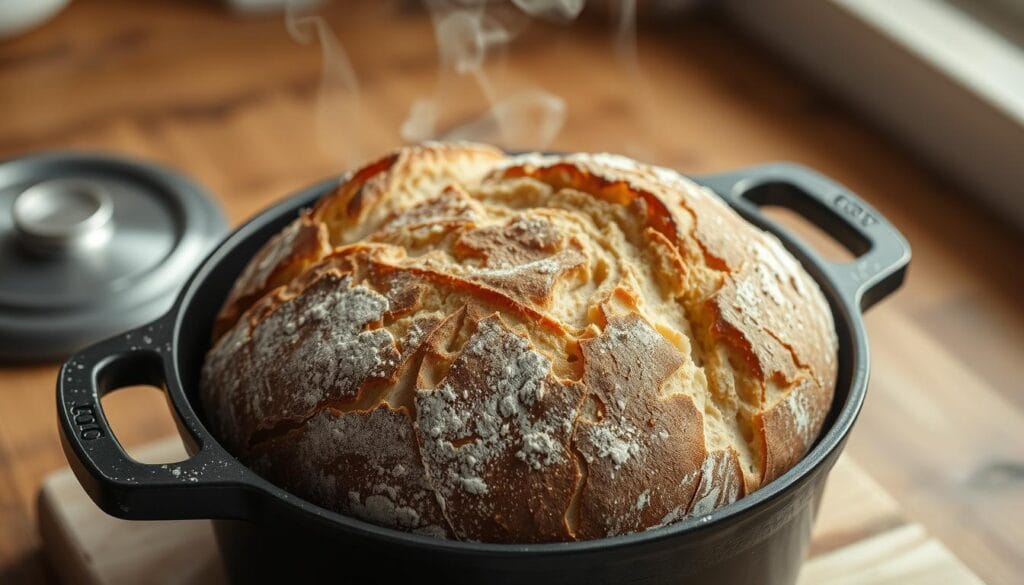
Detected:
[{"left": 200, "top": 142, "right": 838, "bottom": 543}]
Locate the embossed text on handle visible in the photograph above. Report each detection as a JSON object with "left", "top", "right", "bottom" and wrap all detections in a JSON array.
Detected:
[
  {"left": 833, "top": 194, "right": 878, "bottom": 228},
  {"left": 70, "top": 402, "right": 105, "bottom": 441}
]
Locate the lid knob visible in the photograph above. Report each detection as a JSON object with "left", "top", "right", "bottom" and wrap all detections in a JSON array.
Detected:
[{"left": 12, "top": 178, "right": 114, "bottom": 257}]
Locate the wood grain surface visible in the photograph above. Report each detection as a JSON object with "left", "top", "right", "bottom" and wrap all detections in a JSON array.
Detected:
[{"left": 1, "top": 1, "right": 1022, "bottom": 584}]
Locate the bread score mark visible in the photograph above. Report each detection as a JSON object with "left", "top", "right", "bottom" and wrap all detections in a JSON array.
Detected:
[
  {"left": 201, "top": 270, "right": 403, "bottom": 454},
  {"left": 213, "top": 211, "right": 332, "bottom": 341},
  {"left": 574, "top": 313, "right": 706, "bottom": 539},
  {"left": 413, "top": 314, "right": 585, "bottom": 543},
  {"left": 201, "top": 143, "right": 839, "bottom": 542}
]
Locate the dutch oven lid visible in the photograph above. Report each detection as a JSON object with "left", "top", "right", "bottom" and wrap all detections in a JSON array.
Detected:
[{"left": 0, "top": 152, "right": 227, "bottom": 362}]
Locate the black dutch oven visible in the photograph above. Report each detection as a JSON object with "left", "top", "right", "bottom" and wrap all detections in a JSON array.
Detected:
[{"left": 57, "top": 163, "right": 910, "bottom": 585}]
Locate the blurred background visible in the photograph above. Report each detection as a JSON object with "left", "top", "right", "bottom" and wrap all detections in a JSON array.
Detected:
[{"left": 0, "top": 1, "right": 1021, "bottom": 584}]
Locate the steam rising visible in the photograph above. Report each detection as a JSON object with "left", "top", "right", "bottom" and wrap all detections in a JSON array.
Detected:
[
  {"left": 287, "top": 0, "right": 651, "bottom": 160},
  {"left": 286, "top": 1, "right": 369, "bottom": 167},
  {"left": 512, "top": 0, "right": 585, "bottom": 23},
  {"left": 401, "top": 0, "right": 575, "bottom": 149},
  {"left": 608, "top": 0, "right": 656, "bottom": 160},
  {"left": 613, "top": 0, "right": 637, "bottom": 62},
  {"left": 443, "top": 89, "right": 567, "bottom": 146}
]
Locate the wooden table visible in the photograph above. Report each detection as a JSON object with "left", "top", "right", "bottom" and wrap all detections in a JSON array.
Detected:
[{"left": 1, "top": 1, "right": 1021, "bottom": 583}]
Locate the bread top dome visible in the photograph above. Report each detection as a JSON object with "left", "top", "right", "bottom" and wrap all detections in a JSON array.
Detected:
[{"left": 200, "top": 142, "right": 838, "bottom": 543}]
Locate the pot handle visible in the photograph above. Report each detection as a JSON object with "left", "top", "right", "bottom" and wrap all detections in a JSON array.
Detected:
[
  {"left": 695, "top": 163, "right": 911, "bottom": 311},
  {"left": 57, "top": 317, "right": 257, "bottom": 520}
]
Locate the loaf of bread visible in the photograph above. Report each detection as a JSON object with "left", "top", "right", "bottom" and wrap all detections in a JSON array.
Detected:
[{"left": 200, "top": 142, "right": 837, "bottom": 543}]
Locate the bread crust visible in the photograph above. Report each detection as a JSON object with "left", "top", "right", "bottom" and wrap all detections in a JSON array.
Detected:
[{"left": 200, "top": 142, "right": 838, "bottom": 542}]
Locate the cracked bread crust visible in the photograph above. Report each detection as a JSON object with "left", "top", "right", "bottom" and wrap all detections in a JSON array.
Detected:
[{"left": 200, "top": 142, "right": 838, "bottom": 543}]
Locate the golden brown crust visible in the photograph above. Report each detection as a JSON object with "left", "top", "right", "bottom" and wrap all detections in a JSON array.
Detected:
[
  {"left": 213, "top": 211, "right": 331, "bottom": 341},
  {"left": 414, "top": 314, "right": 585, "bottom": 543},
  {"left": 200, "top": 142, "right": 838, "bottom": 543},
  {"left": 314, "top": 143, "right": 504, "bottom": 244},
  {"left": 687, "top": 448, "right": 746, "bottom": 516},
  {"left": 755, "top": 377, "right": 832, "bottom": 483},
  {"left": 202, "top": 269, "right": 404, "bottom": 455},
  {"left": 575, "top": 314, "right": 705, "bottom": 539},
  {"left": 250, "top": 405, "right": 450, "bottom": 538}
]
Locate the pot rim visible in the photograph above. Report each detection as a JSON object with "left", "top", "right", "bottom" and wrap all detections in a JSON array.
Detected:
[{"left": 60, "top": 160, "right": 910, "bottom": 556}]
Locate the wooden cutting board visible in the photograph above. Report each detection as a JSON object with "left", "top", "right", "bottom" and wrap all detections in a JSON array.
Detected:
[{"left": 37, "top": 437, "right": 984, "bottom": 585}]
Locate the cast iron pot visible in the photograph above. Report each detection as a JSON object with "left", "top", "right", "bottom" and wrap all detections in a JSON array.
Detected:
[{"left": 58, "top": 163, "right": 910, "bottom": 585}]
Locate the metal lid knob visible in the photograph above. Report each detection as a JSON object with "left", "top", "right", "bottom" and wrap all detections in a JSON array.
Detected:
[
  {"left": 12, "top": 178, "right": 114, "bottom": 257},
  {"left": 0, "top": 152, "right": 228, "bottom": 362}
]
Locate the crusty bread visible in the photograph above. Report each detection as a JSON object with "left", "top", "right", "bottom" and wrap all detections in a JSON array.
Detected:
[{"left": 200, "top": 142, "right": 838, "bottom": 542}]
